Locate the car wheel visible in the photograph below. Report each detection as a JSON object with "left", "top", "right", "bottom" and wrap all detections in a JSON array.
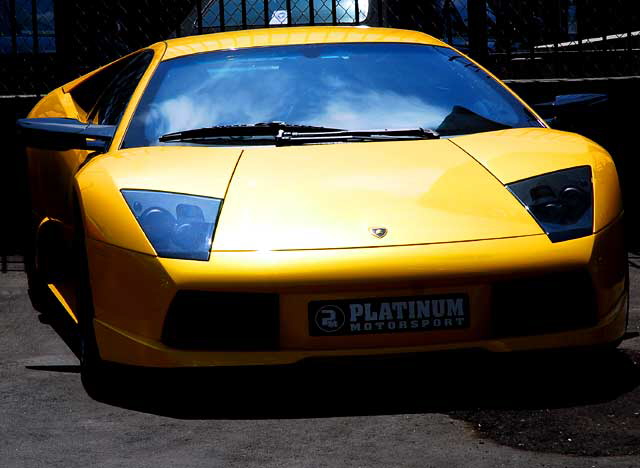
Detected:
[
  {"left": 24, "top": 220, "right": 54, "bottom": 314},
  {"left": 26, "top": 269, "right": 53, "bottom": 314}
]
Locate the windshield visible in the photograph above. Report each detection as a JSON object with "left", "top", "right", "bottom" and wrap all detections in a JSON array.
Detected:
[{"left": 123, "top": 43, "right": 542, "bottom": 148}]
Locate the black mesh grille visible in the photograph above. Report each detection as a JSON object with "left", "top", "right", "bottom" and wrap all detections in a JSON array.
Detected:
[
  {"left": 162, "top": 291, "right": 279, "bottom": 350},
  {"left": 492, "top": 270, "right": 597, "bottom": 338}
]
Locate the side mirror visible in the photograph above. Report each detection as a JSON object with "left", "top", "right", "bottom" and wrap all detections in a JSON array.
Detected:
[
  {"left": 533, "top": 94, "right": 608, "bottom": 128},
  {"left": 16, "top": 117, "right": 116, "bottom": 153}
]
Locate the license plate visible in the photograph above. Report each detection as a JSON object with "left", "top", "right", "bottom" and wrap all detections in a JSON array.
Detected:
[{"left": 308, "top": 294, "right": 469, "bottom": 336}]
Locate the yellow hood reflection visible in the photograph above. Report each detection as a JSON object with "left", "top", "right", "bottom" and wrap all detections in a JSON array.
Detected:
[{"left": 212, "top": 139, "right": 543, "bottom": 251}]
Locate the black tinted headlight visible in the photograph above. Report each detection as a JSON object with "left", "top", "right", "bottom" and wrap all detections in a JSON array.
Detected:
[
  {"left": 507, "top": 166, "right": 593, "bottom": 242},
  {"left": 122, "top": 190, "right": 222, "bottom": 260}
]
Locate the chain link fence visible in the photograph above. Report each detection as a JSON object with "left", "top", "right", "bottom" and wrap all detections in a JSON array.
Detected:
[{"left": 2, "top": 0, "right": 640, "bottom": 260}]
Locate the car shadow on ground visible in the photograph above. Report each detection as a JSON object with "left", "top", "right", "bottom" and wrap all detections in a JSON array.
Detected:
[
  {"left": 36, "top": 304, "right": 81, "bottom": 360},
  {"left": 82, "top": 348, "right": 640, "bottom": 421}
]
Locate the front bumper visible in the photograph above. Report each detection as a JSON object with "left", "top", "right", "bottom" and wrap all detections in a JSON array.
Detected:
[{"left": 87, "top": 217, "right": 628, "bottom": 367}]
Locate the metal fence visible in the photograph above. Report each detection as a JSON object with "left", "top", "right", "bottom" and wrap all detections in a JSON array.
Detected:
[{"left": 1, "top": 0, "right": 640, "bottom": 97}]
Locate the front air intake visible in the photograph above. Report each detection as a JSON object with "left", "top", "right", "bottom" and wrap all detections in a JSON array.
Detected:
[
  {"left": 162, "top": 291, "right": 279, "bottom": 350},
  {"left": 492, "top": 270, "right": 597, "bottom": 338}
]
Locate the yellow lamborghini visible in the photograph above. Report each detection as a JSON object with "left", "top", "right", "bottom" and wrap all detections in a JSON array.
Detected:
[{"left": 18, "top": 27, "right": 628, "bottom": 387}]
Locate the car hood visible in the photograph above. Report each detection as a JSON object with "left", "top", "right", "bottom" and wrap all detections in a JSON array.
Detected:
[
  {"left": 212, "top": 138, "right": 543, "bottom": 251},
  {"left": 449, "top": 127, "right": 601, "bottom": 184}
]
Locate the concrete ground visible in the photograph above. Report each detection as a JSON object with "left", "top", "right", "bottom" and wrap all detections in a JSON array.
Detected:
[{"left": 0, "top": 255, "right": 638, "bottom": 468}]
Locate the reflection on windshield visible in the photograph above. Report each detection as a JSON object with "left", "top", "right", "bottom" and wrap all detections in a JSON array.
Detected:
[
  {"left": 123, "top": 43, "right": 542, "bottom": 148},
  {"left": 437, "top": 105, "right": 514, "bottom": 135}
]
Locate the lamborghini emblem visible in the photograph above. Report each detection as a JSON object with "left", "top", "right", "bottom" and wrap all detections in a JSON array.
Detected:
[{"left": 370, "top": 227, "right": 388, "bottom": 238}]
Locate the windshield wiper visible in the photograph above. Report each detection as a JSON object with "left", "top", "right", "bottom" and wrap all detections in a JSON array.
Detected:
[
  {"left": 158, "top": 121, "right": 343, "bottom": 143},
  {"left": 275, "top": 128, "right": 440, "bottom": 146},
  {"left": 159, "top": 123, "right": 440, "bottom": 146}
]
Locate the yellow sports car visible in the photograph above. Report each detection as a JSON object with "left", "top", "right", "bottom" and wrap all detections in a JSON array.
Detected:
[{"left": 18, "top": 27, "right": 628, "bottom": 387}]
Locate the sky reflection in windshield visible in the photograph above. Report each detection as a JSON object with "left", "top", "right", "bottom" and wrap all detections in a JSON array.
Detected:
[{"left": 123, "top": 43, "right": 541, "bottom": 147}]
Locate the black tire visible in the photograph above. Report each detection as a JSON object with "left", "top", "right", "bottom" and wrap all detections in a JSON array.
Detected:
[
  {"left": 24, "top": 219, "right": 54, "bottom": 314},
  {"left": 26, "top": 270, "right": 54, "bottom": 313}
]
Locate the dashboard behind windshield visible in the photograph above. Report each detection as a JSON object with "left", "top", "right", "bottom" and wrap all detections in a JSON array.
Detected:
[{"left": 122, "top": 43, "right": 542, "bottom": 148}]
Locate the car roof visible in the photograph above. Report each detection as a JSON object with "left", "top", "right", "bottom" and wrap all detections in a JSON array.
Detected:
[{"left": 161, "top": 26, "right": 448, "bottom": 60}]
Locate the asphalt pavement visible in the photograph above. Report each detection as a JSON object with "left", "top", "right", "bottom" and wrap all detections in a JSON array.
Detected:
[{"left": 1, "top": 255, "right": 639, "bottom": 468}]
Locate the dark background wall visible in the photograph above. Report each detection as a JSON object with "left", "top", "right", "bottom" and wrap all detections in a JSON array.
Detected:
[{"left": 2, "top": 0, "right": 639, "bottom": 265}]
